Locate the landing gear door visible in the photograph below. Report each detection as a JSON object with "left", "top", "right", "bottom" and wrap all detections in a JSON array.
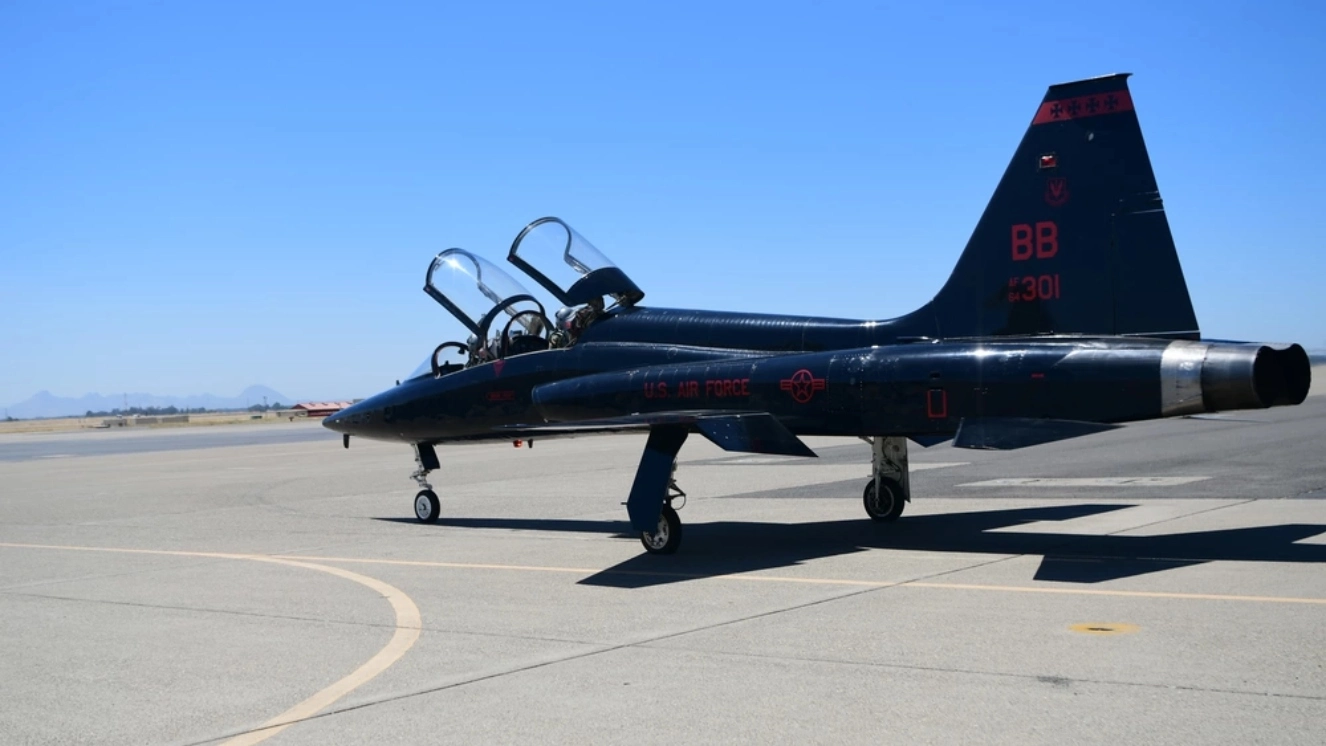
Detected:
[{"left": 507, "top": 217, "right": 644, "bottom": 308}]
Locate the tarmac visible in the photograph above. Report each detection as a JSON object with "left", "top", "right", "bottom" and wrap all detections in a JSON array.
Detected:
[{"left": 1, "top": 374, "right": 1323, "bottom": 745}]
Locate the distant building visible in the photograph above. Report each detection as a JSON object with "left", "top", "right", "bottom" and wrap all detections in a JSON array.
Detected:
[{"left": 292, "top": 401, "right": 353, "bottom": 418}]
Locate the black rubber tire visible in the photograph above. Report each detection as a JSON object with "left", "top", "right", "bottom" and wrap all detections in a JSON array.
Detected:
[
  {"left": 640, "top": 504, "right": 683, "bottom": 555},
  {"left": 414, "top": 489, "right": 441, "bottom": 524},
  {"left": 863, "top": 478, "right": 905, "bottom": 522}
]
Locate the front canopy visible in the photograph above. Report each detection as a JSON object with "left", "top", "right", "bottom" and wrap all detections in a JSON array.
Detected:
[{"left": 424, "top": 248, "right": 547, "bottom": 338}]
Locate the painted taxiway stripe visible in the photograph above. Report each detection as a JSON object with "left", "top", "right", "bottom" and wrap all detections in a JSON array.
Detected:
[
  {"left": 958, "top": 476, "right": 1210, "bottom": 488},
  {"left": 270, "top": 553, "right": 1326, "bottom": 606},
  {"left": 0, "top": 543, "right": 421, "bottom": 746},
  {"left": 7, "top": 544, "right": 1323, "bottom": 608}
]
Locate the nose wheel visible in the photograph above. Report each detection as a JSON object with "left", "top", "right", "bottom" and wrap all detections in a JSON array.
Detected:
[
  {"left": 415, "top": 490, "right": 441, "bottom": 523},
  {"left": 408, "top": 443, "right": 442, "bottom": 524}
]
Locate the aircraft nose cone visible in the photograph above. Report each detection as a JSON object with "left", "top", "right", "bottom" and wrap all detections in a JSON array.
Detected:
[
  {"left": 323, "top": 401, "right": 371, "bottom": 434},
  {"left": 322, "top": 399, "right": 392, "bottom": 439},
  {"left": 322, "top": 409, "right": 348, "bottom": 433}
]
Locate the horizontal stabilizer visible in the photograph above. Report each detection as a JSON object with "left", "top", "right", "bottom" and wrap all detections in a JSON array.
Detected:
[
  {"left": 695, "top": 413, "right": 817, "bottom": 457},
  {"left": 953, "top": 418, "right": 1119, "bottom": 450}
]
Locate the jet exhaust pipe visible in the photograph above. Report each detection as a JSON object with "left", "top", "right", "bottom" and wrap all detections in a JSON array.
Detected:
[{"left": 1163, "top": 342, "right": 1311, "bottom": 415}]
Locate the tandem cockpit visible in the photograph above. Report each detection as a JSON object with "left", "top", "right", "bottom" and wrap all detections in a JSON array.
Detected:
[{"left": 407, "top": 217, "right": 645, "bottom": 381}]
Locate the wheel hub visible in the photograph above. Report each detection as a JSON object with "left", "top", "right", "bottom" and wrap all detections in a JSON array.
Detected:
[
  {"left": 872, "top": 485, "right": 893, "bottom": 514},
  {"left": 643, "top": 517, "right": 670, "bottom": 550}
]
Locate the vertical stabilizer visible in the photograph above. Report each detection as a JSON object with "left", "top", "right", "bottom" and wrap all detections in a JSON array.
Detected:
[{"left": 905, "top": 74, "right": 1199, "bottom": 340}]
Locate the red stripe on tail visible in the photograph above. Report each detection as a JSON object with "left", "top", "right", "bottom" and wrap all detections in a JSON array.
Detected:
[{"left": 1033, "top": 90, "right": 1134, "bottom": 125}]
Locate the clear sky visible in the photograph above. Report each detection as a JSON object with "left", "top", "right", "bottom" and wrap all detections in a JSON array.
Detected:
[{"left": 2, "top": 0, "right": 1323, "bottom": 405}]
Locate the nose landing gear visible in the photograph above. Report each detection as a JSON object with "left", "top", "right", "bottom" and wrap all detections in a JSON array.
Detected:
[
  {"left": 415, "top": 489, "right": 441, "bottom": 523},
  {"left": 410, "top": 443, "right": 442, "bottom": 524}
]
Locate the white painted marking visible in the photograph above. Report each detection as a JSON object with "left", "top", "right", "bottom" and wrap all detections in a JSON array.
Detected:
[
  {"left": 913, "top": 462, "right": 969, "bottom": 472},
  {"left": 708, "top": 455, "right": 969, "bottom": 470},
  {"left": 958, "top": 476, "right": 1209, "bottom": 488},
  {"left": 709, "top": 456, "right": 820, "bottom": 465},
  {"left": 39, "top": 454, "right": 72, "bottom": 459},
  {"left": 987, "top": 504, "right": 1225, "bottom": 535}
]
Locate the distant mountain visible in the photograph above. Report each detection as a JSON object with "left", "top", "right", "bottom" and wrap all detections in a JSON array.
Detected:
[{"left": 2, "top": 385, "right": 295, "bottom": 420}]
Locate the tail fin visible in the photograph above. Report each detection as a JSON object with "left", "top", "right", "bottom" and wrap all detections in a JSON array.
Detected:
[{"left": 906, "top": 74, "right": 1199, "bottom": 340}]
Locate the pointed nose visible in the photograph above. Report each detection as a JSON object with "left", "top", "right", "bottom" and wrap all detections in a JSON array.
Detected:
[
  {"left": 322, "top": 408, "right": 349, "bottom": 433},
  {"left": 323, "top": 400, "right": 374, "bottom": 434}
]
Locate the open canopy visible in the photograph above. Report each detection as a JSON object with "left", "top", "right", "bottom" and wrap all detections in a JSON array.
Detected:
[
  {"left": 424, "top": 248, "right": 547, "bottom": 338},
  {"left": 507, "top": 217, "right": 644, "bottom": 308}
]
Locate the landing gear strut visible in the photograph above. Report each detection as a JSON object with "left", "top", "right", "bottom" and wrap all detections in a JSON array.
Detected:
[
  {"left": 630, "top": 425, "right": 690, "bottom": 554},
  {"left": 863, "top": 436, "right": 910, "bottom": 522},
  {"left": 410, "top": 443, "right": 442, "bottom": 524}
]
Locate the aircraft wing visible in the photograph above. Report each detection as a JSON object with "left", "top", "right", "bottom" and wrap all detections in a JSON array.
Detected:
[{"left": 505, "top": 410, "right": 816, "bottom": 458}]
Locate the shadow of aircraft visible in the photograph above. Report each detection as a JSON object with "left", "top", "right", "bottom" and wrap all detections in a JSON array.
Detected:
[{"left": 374, "top": 503, "right": 1326, "bottom": 588}]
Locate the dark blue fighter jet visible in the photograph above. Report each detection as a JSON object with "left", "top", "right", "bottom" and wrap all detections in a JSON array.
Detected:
[{"left": 325, "top": 74, "right": 1311, "bottom": 555}]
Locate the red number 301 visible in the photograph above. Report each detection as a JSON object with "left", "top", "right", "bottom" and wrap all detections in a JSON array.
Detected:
[{"left": 1008, "top": 274, "right": 1061, "bottom": 302}]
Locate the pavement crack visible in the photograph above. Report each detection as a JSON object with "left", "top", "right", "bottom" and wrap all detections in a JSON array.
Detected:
[
  {"left": 636, "top": 645, "right": 1326, "bottom": 702},
  {"left": 188, "top": 555, "right": 1035, "bottom": 744},
  {"left": 1, "top": 590, "right": 408, "bottom": 631},
  {"left": 0, "top": 590, "right": 601, "bottom": 647},
  {"left": 0, "top": 558, "right": 230, "bottom": 593}
]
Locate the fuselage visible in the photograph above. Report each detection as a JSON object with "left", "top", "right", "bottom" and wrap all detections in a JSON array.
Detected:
[{"left": 325, "top": 307, "right": 1310, "bottom": 445}]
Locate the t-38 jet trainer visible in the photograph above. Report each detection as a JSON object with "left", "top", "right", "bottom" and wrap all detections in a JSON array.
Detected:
[{"left": 325, "top": 74, "right": 1310, "bottom": 555}]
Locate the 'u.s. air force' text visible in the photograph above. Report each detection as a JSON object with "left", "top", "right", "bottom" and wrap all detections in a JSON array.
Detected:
[{"left": 643, "top": 379, "right": 752, "bottom": 399}]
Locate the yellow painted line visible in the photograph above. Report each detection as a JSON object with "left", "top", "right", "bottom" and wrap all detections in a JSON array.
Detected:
[
  {"left": 269, "top": 553, "right": 1326, "bottom": 606},
  {"left": 11, "top": 542, "right": 1322, "bottom": 606},
  {"left": 0, "top": 543, "right": 421, "bottom": 746}
]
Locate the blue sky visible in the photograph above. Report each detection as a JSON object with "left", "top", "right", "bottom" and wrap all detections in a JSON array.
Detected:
[{"left": 2, "top": 0, "right": 1323, "bottom": 405}]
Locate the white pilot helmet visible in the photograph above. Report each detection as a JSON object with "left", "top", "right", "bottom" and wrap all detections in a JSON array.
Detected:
[{"left": 555, "top": 306, "right": 576, "bottom": 328}]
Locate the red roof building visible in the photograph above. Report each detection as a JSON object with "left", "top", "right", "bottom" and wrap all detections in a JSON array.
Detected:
[{"left": 292, "top": 401, "right": 353, "bottom": 417}]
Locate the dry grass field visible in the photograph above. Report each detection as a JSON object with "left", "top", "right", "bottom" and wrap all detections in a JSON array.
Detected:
[{"left": 0, "top": 410, "right": 310, "bottom": 435}]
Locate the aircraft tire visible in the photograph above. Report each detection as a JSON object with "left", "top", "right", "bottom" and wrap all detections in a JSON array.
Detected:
[
  {"left": 863, "top": 478, "right": 905, "bottom": 522},
  {"left": 414, "top": 489, "right": 441, "bottom": 524},
  {"left": 640, "top": 505, "right": 682, "bottom": 555}
]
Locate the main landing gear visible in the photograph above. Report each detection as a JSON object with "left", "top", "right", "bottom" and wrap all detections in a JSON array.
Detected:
[
  {"left": 410, "top": 443, "right": 442, "bottom": 524},
  {"left": 862, "top": 436, "right": 910, "bottom": 522},
  {"left": 630, "top": 425, "right": 691, "bottom": 555}
]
